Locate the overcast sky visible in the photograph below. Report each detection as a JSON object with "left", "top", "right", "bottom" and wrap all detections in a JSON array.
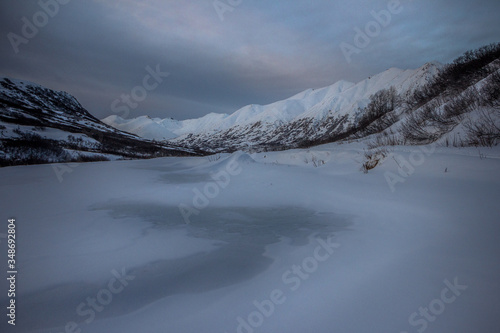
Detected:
[{"left": 1, "top": 0, "right": 499, "bottom": 120}]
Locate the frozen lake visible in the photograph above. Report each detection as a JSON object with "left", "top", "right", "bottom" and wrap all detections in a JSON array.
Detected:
[{"left": 0, "top": 144, "right": 499, "bottom": 332}]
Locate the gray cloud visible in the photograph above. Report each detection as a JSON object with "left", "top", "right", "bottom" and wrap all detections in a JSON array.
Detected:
[{"left": 0, "top": 0, "right": 498, "bottom": 120}]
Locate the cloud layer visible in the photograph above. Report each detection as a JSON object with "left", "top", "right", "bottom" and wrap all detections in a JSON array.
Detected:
[{"left": 1, "top": 0, "right": 498, "bottom": 119}]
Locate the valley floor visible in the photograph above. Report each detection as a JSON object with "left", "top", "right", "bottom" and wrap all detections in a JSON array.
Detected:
[{"left": 0, "top": 143, "right": 499, "bottom": 333}]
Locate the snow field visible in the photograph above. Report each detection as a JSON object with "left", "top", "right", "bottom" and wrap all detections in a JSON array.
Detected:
[{"left": 0, "top": 143, "right": 499, "bottom": 332}]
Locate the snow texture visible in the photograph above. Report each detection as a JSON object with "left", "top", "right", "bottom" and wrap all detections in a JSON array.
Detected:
[{"left": 0, "top": 143, "right": 499, "bottom": 333}]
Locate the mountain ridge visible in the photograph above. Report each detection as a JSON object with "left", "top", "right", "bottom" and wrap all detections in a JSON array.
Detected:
[
  {"left": 1, "top": 43, "right": 498, "bottom": 166},
  {"left": 103, "top": 63, "right": 441, "bottom": 139},
  {"left": 103, "top": 61, "right": 443, "bottom": 151},
  {"left": 0, "top": 77, "right": 203, "bottom": 166}
]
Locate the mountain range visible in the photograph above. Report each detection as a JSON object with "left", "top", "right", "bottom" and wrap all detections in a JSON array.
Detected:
[
  {"left": 102, "top": 62, "right": 441, "bottom": 151},
  {"left": 1, "top": 43, "right": 499, "bottom": 166},
  {"left": 103, "top": 42, "right": 499, "bottom": 153}
]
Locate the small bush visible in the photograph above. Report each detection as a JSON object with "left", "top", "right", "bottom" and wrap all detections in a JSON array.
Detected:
[
  {"left": 0, "top": 133, "right": 68, "bottom": 167},
  {"left": 361, "top": 148, "right": 389, "bottom": 173},
  {"left": 71, "top": 154, "right": 110, "bottom": 162},
  {"left": 463, "top": 109, "right": 500, "bottom": 147},
  {"left": 207, "top": 153, "right": 221, "bottom": 162}
]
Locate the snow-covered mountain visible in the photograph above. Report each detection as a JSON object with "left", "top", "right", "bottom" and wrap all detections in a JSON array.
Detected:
[
  {"left": 102, "top": 62, "right": 442, "bottom": 151},
  {"left": 2, "top": 44, "right": 498, "bottom": 166},
  {"left": 104, "top": 46, "right": 500, "bottom": 152},
  {"left": 0, "top": 78, "right": 201, "bottom": 166}
]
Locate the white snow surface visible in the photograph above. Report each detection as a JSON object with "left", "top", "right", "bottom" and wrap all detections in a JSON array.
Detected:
[
  {"left": 0, "top": 143, "right": 499, "bottom": 333},
  {"left": 0, "top": 77, "right": 81, "bottom": 109},
  {"left": 102, "top": 63, "right": 441, "bottom": 140}
]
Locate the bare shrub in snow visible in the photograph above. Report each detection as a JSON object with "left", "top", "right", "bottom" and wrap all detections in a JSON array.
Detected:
[
  {"left": 207, "top": 153, "right": 221, "bottom": 162},
  {"left": 464, "top": 109, "right": 500, "bottom": 147},
  {"left": 443, "top": 88, "right": 479, "bottom": 118},
  {"left": 352, "top": 86, "right": 400, "bottom": 139},
  {"left": 481, "top": 70, "right": 500, "bottom": 108},
  {"left": 361, "top": 148, "right": 389, "bottom": 173}
]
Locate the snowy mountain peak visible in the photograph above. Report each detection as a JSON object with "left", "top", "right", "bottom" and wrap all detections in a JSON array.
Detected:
[{"left": 103, "top": 62, "right": 440, "bottom": 145}]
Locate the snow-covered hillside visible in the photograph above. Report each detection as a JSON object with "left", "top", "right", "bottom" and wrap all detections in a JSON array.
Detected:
[
  {"left": 102, "top": 45, "right": 500, "bottom": 153},
  {"left": 102, "top": 62, "right": 441, "bottom": 149},
  {"left": 1, "top": 143, "right": 499, "bottom": 332},
  {"left": 3, "top": 43, "right": 497, "bottom": 164},
  {"left": 0, "top": 77, "right": 201, "bottom": 166}
]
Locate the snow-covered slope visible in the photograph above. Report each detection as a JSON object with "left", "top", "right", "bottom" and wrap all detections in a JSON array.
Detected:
[
  {"left": 102, "top": 62, "right": 441, "bottom": 150},
  {"left": 367, "top": 57, "right": 500, "bottom": 149},
  {"left": 0, "top": 77, "right": 201, "bottom": 166},
  {"left": 2, "top": 143, "right": 499, "bottom": 332}
]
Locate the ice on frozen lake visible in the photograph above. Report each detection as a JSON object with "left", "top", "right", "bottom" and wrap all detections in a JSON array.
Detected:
[{"left": 0, "top": 144, "right": 499, "bottom": 333}]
